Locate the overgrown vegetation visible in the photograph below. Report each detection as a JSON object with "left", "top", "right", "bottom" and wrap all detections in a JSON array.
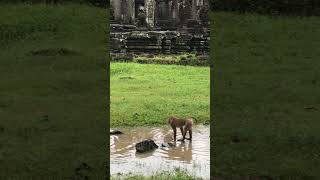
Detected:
[
  {"left": 0, "top": 4, "right": 107, "bottom": 179},
  {"left": 111, "top": 169, "right": 197, "bottom": 180},
  {"left": 212, "top": 12, "right": 320, "bottom": 179},
  {"left": 0, "top": 0, "right": 108, "bottom": 7},
  {"left": 112, "top": 53, "right": 209, "bottom": 66},
  {"left": 110, "top": 62, "right": 210, "bottom": 127},
  {"left": 210, "top": 0, "right": 320, "bottom": 16}
]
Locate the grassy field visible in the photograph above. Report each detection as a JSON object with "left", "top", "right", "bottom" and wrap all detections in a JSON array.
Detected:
[
  {"left": 111, "top": 169, "right": 197, "bottom": 180},
  {"left": 212, "top": 12, "right": 320, "bottom": 179},
  {"left": 0, "top": 4, "right": 107, "bottom": 179},
  {"left": 110, "top": 63, "right": 210, "bottom": 127}
]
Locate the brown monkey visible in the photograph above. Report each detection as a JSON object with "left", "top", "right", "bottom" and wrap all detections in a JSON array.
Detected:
[{"left": 167, "top": 116, "right": 193, "bottom": 142}]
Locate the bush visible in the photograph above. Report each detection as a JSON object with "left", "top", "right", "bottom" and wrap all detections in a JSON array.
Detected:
[{"left": 210, "top": 0, "right": 320, "bottom": 16}]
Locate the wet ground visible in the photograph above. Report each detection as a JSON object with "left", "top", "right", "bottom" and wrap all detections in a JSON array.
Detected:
[{"left": 110, "top": 125, "right": 210, "bottom": 179}]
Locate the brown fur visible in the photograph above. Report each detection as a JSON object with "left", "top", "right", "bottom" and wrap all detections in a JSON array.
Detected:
[{"left": 167, "top": 116, "right": 193, "bottom": 141}]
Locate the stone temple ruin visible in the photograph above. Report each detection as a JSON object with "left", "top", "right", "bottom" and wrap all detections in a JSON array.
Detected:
[{"left": 110, "top": 0, "right": 210, "bottom": 60}]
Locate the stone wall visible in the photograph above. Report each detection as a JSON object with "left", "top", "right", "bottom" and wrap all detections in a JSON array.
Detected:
[
  {"left": 109, "top": 0, "right": 210, "bottom": 59},
  {"left": 110, "top": 27, "right": 209, "bottom": 55}
]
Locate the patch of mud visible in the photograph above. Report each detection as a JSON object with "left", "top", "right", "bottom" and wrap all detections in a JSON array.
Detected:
[
  {"left": 110, "top": 125, "right": 210, "bottom": 179},
  {"left": 28, "top": 48, "right": 80, "bottom": 56}
]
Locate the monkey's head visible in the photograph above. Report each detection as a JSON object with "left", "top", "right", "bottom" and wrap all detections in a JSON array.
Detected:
[
  {"left": 168, "top": 116, "right": 177, "bottom": 124},
  {"left": 167, "top": 117, "right": 174, "bottom": 124}
]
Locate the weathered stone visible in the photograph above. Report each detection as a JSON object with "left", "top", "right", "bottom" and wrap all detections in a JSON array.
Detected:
[
  {"left": 125, "top": 31, "right": 164, "bottom": 54},
  {"left": 137, "top": 7, "right": 148, "bottom": 28},
  {"left": 135, "top": 139, "right": 158, "bottom": 153},
  {"left": 110, "top": 30, "right": 209, "bottom": 56},
  {"left": 110, "top": 0, "right": 209, "bottom": 31},
  {"left": 109, "top": 1, "right": 209, "bottom": 58}
]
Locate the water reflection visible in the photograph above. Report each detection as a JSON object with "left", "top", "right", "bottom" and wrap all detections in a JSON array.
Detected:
[{"left": 110, "top": 125, "right": 210, "bottom": 179}]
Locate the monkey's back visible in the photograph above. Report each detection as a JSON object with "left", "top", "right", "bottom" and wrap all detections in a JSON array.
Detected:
[
  {"left": 168, "top": 116, "right": 194, "bottom": 128},
  {"left": 184, "top": 117, "right": 193, "bottom": 128}
]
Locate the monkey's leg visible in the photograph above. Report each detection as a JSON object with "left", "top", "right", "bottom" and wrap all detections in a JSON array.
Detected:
[
  {"left": 178, "top": 126, "right": 187, "bottom": 141},
  {"left": 187, "top": 129, "right": 192, "bottom": 141},
  {"left": 173, "top": 128, "right": 177, "bottom": 142},
  {"left": 184, "top": 121, "right": 192, "bottom": 140},
  {"left": 180, "top": 127, "right": 184, "bottom": 136},
  {"left": 178, "top": 127, "right": 185, "bottom": 141}
]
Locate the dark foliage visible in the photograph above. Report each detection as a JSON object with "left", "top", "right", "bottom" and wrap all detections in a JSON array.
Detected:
[
  {"left": 210, "top": 0, "right": 320, "bottom": 16},
  {"left": 0, "top": 0, "right": 109, "bottom": 7}
]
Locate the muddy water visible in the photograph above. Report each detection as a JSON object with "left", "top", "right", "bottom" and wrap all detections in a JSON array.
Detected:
[{"left": 110, "top": 125, "right": 210, "bottom": 179}]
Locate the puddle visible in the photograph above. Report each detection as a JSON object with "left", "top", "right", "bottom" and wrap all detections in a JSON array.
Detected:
[{"left": 110, "top": 125, "right": 210, "bottom": 179}]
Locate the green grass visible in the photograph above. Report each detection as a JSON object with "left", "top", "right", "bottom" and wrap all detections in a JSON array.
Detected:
[
  {"left": 110, "top": 62, "right": 210, "bottom": 127},
  {"left": 0, "top": 4, "right": 107, "bottom": 179},
  {"left": 111, "top": 169, "right": 198, "bottom": 180},
  {"left": 212, "top": 12, "right": 320, "bottom": 179}
]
